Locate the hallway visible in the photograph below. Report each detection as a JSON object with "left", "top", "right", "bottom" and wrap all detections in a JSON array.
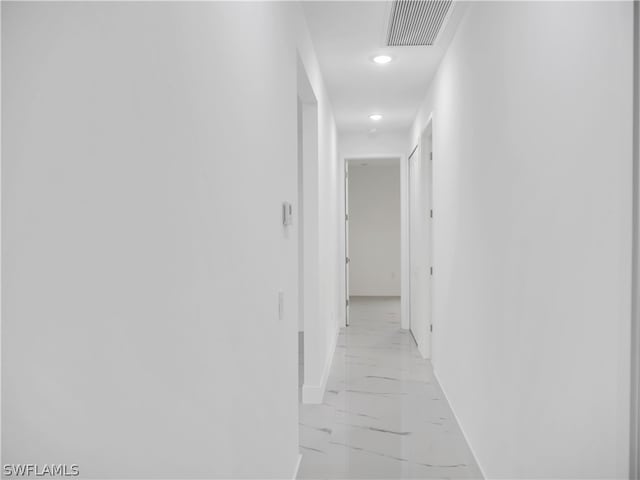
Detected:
[
  {"left": 2, "top": 2, "right": 637, "bottom": 478},
  {"left": 298, "top": 297, "right": 481, "bottom": 479}
]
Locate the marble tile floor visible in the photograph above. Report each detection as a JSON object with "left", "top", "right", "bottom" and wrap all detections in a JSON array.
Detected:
[{"left": 297, "top": 296, "right": 482, "bottom": 480}]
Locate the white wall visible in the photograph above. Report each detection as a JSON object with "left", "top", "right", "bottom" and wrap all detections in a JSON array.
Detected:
[
  {"left": 340, "top": 129, "right": 407, "bottom": 158},
  {"left": 410, "top": 2, "right": 633, "bottom": 478},
  {"left": 2, "top": 2, "right": 341, "bottom": 477},
  {"left": 348, "top": 164, "right": 400, "bottom": 296}
]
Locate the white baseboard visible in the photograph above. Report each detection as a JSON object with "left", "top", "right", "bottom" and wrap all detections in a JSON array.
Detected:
[
  {"left": 302, "top": 327, "right": 338, "bottom": 404},
  {"left": 433, "top": 368, "right": 487, "bottom": 480},
  {"left": 302, "top": 384, "right": 323, "bottom": 404},
  {"left": 418, "top": 344, "right": 428, "bottom": 360},
  {"left": 292, "top": 454, "right": 302, "bottom": 480}
]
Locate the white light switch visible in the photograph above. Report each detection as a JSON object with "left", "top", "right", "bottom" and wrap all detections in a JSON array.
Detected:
[{"left": 282, "top": 202, "right": 293, "bottom": 226}]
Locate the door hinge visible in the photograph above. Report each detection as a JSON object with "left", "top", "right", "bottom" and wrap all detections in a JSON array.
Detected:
[
  {"left": 430, "top": 152, "right": 433, "bottom": 161},
  {"left": 430, "top": 266, "right": 433, "bottom": 275},
  {"left": 430, "top": 324, "right": 433, "bottom": 332},
  {"left": 346, "top": 298, "right": 350, "bottom": 306},
  {"left": 430, "top": 209, "right": 433, "bottom": 218},
  {"left": 346, "top": 213, "right": 349, "bottom": 221},
  {"left": 346, "top": 257, "right": 350, "bottom": 264}
]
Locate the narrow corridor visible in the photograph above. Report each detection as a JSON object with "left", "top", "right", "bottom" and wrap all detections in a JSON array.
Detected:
[{"left": 298, "top": 297, "right": 482, "bottom": 479}]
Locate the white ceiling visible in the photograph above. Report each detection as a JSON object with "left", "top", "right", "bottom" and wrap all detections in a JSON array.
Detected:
[{"left": 302, "top": 1, "right": 465, "bottom": 134}]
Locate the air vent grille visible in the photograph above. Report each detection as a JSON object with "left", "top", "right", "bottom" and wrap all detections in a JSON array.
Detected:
[{"left": 387, "top": 0, "right": 453, "bottom": 46}]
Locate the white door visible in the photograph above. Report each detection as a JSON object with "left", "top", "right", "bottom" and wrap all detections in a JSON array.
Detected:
[
  {"left": 409, "top": 146, "right": 424, "bottom": 348},
  {"left": 345, "top": 161, "right": 350, "bottom": 326},
  {"left": 423, "top": 132, "right": 433, "bottom": 358},
  {"left": 408, "top": 135, "right": 433, "bottom": 359}
]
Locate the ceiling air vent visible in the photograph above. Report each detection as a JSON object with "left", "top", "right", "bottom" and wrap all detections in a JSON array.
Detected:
[{"left": 387, "top": 0, "right": 453, "bottom": 46}]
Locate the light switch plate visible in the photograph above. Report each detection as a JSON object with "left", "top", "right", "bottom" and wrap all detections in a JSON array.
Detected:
[
  {"left": 278, "top": 291, "right": 284, "bottom": 320},
  {"left": 282, "top": 202, "right": 293, "bottom": 226}
]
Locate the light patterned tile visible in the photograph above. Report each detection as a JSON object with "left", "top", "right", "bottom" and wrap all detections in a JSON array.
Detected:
[{"left": 297, "top": 297, "right": 482, "bottom": 480}]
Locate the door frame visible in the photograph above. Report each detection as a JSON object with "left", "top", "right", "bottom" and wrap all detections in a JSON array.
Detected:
[
  {"left": 631, "top": 1, "right": 639, "bottom": 476},
  {"left": 341, "top": 154, "right": 406, "bottom": 327},
  {"left": 344, "top": 160, "right": 350, "bottom": 327},
  {"left": 297, "top": 54, "right": 321, "bottom": 405},
  {"left": 407, "top": 116, "right": 434, "bottom": 359}
]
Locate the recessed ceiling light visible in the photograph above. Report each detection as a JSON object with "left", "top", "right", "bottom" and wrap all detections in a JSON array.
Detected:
[
  {"left": 369, "top": 114, "right": 383, "bottom": 121},
  {"left": 373, "top": 55, "right": 393, "bottom": 65}
]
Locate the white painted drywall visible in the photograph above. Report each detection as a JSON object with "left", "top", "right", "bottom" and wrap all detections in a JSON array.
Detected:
[
  {"left": 340, "top": 130, "right": 408, "bottom": 158},
  {"left": 410, "top": 2, "right": 633, "bottom": 478},
  {"left": 2, "top": 2, "right": 341, "bottom": 477},
  {"left": 348, "top": 164, "right": 400, "bottom": 296}
]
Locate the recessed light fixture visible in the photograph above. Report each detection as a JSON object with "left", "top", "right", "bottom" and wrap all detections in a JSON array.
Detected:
[
  {"left": 369, "top": 114, "right": 383, "bottom": 121},
  {"left": 372, "top": 55, "right": 393, "bottom": 65}
]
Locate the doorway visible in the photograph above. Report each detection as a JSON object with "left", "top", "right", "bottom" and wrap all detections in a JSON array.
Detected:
[
  {"left": 408, "top": 120, "right": 434, "bottom": 359},
  {"left": 345, "top": 156, "right": 402, "bottom": 326},
  {"left": 297, "top": 55, "right": 319, "bottom": 404},
  {"left": 345, "top": 160, "right": 350, "bottom": 326}
]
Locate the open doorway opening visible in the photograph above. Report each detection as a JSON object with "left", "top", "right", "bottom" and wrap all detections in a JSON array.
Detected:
[
  {"left": 345, "top": 156, "right": 402, "bottom": 328},
  {"left": 408, "top": 119, "right": 433, "bottom": 359},
  {"left": 297, "top": 55, "right": 321, "bottom": 407}
]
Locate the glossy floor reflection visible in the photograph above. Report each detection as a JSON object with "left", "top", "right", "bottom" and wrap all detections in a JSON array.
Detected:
[{"left": 297, "top": 297, "right": 483, "bottom": 479}]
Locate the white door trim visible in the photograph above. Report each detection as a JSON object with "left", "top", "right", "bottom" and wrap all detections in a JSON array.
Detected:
[
  {"left": 341, "top": 153, "right": 407, "bottom": 328},
  {"left": 407, "top": 114, "right": 434, "bottom": 359},
  {"left": 631, "top": 1, "right": 639, "bottom": 477}
]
